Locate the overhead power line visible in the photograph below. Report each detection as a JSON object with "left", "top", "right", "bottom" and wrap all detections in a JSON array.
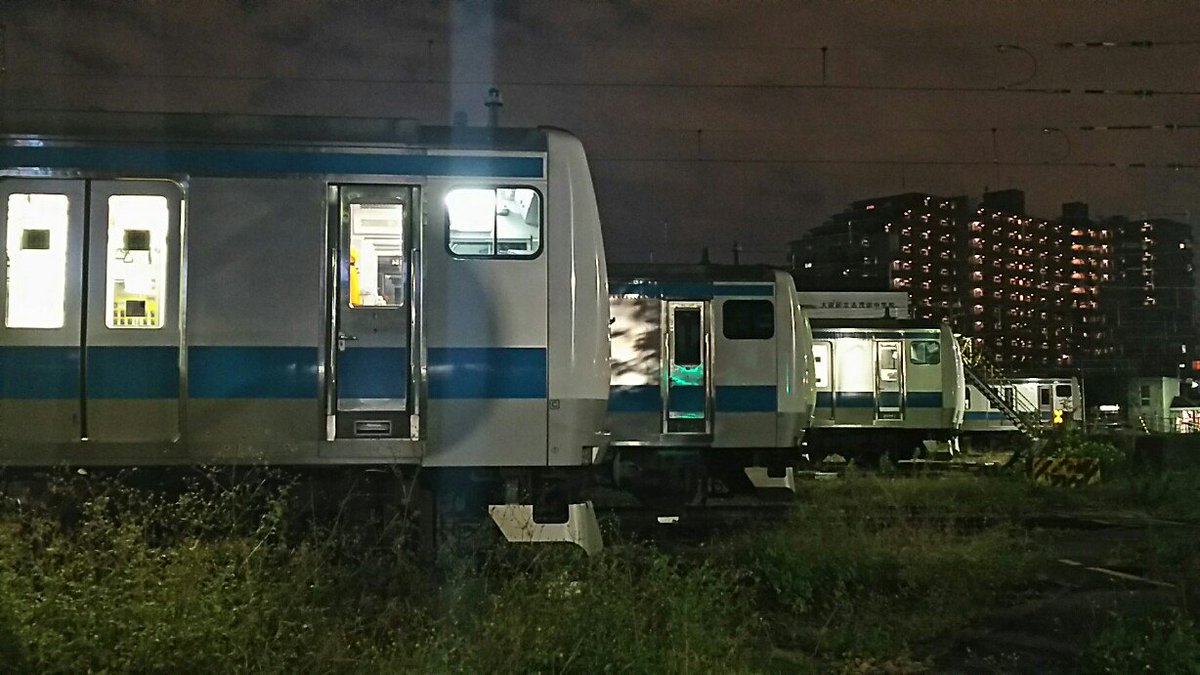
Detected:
[
  {"left": 592, "top": 157, "right": 1200, "bottom": 170},
  {"left": 1080, "top": 124, "right": 1200, "bottom": 131},
  {"left": 1055, "top": 40, "right": 1200, "bottom": 48},
  {"left": 12, "top": 71, "right": 1200, "bottom": 97}
]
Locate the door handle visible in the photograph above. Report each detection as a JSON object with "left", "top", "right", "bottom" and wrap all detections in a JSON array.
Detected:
[{"left": 337, "top": 332, "right": 357, "bottom": 352}]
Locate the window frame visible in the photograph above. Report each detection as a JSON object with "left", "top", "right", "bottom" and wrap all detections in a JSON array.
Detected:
[
  {"left": 104, "top": 194, "right": 170, "bottom": 330},
  {"left": 813, "top": 341, "right": 831, "bottom": 389},
  {"left": 4, "top": 192, "right": 72, "bottom": 330},
  {"left": 909, "top": 339, "right": 941, "bottom": 365},
  {"left": 721, "top": 299, "right": 775, "bottom": 341},
  {"left": 444, "top": 184, "right": 544, "bottom": 260}
]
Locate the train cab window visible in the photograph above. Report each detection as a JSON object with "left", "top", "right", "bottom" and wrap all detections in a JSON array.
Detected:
[
  {"left": 105, "top": 195, "right": 168, "bottom": 329},
  {"left": 1039, "top": 388, "right": 1051, "bottom": 406},
  {"left": 910, "top": 340, "right": 941, "bottom": 365},
  {"left": 5, "top": 193, "right": 70, "bottom": 329},
  {"left": 349, "top": 202, "right": 405, "bottom": 308},
  {"left": 722, "top": 299, "right": 774, "bottom": 340},
  {"left": 1055, "top": 384, "right": 1072, "bottom": 398},
  {"left": 813, "top": 342, "right": 831, "bottom": 388},
  {"left": 446, "top": 187, "right": 541, "bottom": 258}
]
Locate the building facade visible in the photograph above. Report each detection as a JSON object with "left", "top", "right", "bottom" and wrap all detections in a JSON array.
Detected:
[
  {"left": 791, "top": 190, "right": 1127, "bottom": 374},
  {"left": 1105, "top": 217, "right": 1196, "bottom": 376},
  {"left": 790, "top": 192, "right": 965, "bottom": 319}
]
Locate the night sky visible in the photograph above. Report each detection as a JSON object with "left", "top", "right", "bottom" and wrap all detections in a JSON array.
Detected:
[{"left": 3, "top": 1, "right": 1198, "bottom": 264}]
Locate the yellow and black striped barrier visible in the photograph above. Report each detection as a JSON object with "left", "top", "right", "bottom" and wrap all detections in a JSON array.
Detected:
[{"left": 1030, "top": 457, "right": 1101, "bottom": 487}]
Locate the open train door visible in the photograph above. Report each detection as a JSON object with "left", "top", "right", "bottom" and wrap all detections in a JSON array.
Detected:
[
  {"left": 329, "top": 185, "right": 414, "bottom": 439},
  {"left": 664, "top": 301, "right": 711, "bottom": 434}
]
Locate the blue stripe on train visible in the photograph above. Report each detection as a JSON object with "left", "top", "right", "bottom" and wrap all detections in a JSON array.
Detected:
[
  {"left": 668, "top": 385, "right": 705, "bottom": 414},
  {"left": 87, "top": 347, "right": 179, "bottom": 399},
  {"left": 0, "top": 147, "right": 545, "bottom": 179},
  {"left": 337, "top": 347, "right": 408, "bottom": 400},
  {"left": 815, "top": 391, "right": 945, "bottom": 408},
  {"left": 0, "top": 346, "right": 546, "bottom": 400},
  {"left": 189, "top": 346, "right": 319, "bottom": 399},
  {"left": 964, "top": 411, "right": 1014, "bottom": 421},
  {"left": 608, "top": 384, "right": 777, "bottom": 413},
  {"left": 0, "top": 346, "right": 80, "bottom": 399},
  {"left": 610, "top": 282, "right": 775, "bottom": 299},
  {"left": 428, "top": 347, "right": 546, "bottom": 399},
  {"left": 716, "top": 385, "right": 777, "bottom": 412}
]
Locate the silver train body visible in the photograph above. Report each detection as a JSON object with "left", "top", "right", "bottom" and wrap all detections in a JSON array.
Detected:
[
  {"left": 606, "top": 266, "right": 816, "bottom": 496},
  {"left": 0, "top": 113, "right": 610, "bottom": 478},
  {"left": 962, "top": 378, "right": 1083, "bottom": 434},
  {"left": 804, "top": 319, "right": 965, "bottom": 459}
]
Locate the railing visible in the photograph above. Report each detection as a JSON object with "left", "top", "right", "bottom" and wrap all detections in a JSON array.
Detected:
[{"left": 959, "top": 337, "right": 1043, "bottom": 439}]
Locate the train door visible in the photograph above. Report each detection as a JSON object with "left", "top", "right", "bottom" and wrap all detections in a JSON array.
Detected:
[
  {"left": 329, "top": 185, "right": 414, "bottom": 439},
  {"left": 0, "top": 178, "right": 183, "bottom": 444},
  {"left": 1037, "top": 384, "right": 1053, "bottom": 421},
  {"left": 875, "top": 340, "right": 903, "bottom": 420},
  {"left": 664, "top": 301, "right": 710, "bottom": 434},
  {"left": 813, "top": 341, "right": 833, "bottom": 420}
]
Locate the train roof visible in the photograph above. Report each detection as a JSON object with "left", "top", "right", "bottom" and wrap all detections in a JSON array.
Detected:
[
  {"left": 0, "top": 111, "right": 550, "bottom": 152},
  {"left": 608, "top": 262, "right": 782, "bottom": 284}
]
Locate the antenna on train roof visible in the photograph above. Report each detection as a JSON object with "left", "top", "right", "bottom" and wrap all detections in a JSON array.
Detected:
[{"left": 486, "top": 87, "right": 504, "bottom": 127}]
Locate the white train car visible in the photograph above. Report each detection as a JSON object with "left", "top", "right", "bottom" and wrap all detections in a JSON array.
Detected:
[
  {"left": 606, "top": 265, "right": 816, "bottom": 502},
  {"left": 0, "top": 112, "right": 610, "bottom": 549},
  {"left": 962, "top": 377, "right": 1082, "bottom": 440},
  {"left": 804, "top": 319, "right": 965, "bottom": 462}
]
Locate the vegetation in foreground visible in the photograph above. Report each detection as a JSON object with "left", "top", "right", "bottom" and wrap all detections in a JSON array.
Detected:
[{"left": 0, "top": 442, "right": 1198, "bottom": 672}]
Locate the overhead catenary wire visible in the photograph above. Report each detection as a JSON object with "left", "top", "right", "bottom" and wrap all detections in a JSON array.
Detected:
[
  {"left": 11, "top": 70, "right": 1200, "bottom": 97},
  {"left": 591, "top": 157, "right": 1200, "bottom": 170}
]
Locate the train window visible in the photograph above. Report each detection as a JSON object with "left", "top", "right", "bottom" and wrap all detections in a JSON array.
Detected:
[
  {"left": 1039, "top": 388, "right": 1051, "bottom": 406},
  {"left": 5, "top": 193, "right": 70, "bottom": 329},
  {"left": 813, "top": 342, "right": 831, "bottom": 388},
  {"left": 105, "top": 195, "right": 168, "bottom": 329},
  {"left": 909, "top": 340, "right": 940, "bottom": 365},
  {"left": 349, "top": 202, "right": 405, "bottom": 308},
  {"left": 1055, "top": 384, "right": 1072, "bottom": 397},
  {"left": 673, "top": 308, "right": 702, "bottom": 366},
  {"left": 722, "top": 300, "right": 774, "bottom": 340},
  {"left": 446, "top": 187, "right": 542, "bottom": 258}
]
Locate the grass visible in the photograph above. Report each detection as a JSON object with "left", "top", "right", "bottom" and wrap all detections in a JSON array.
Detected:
[
  {"left": 715, "top": 475, "right": 1044, "bottom": 670},
  {"left": 2, "top": 459, "right": 1200, "bottom": 672},
  {"left": 0, "top": 470, "right": 757, "bottom": 673},
  {"left": 1083, "top": 609, "right": 1200, "bottom": 674}
]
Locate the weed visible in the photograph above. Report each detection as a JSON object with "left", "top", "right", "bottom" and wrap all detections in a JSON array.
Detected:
[
  {"left": 1083, "top": 609, "right": 1200, "bottom": 674},
  {"left": 719, "top": 476, "right": 1042, "bottom": 666}
]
